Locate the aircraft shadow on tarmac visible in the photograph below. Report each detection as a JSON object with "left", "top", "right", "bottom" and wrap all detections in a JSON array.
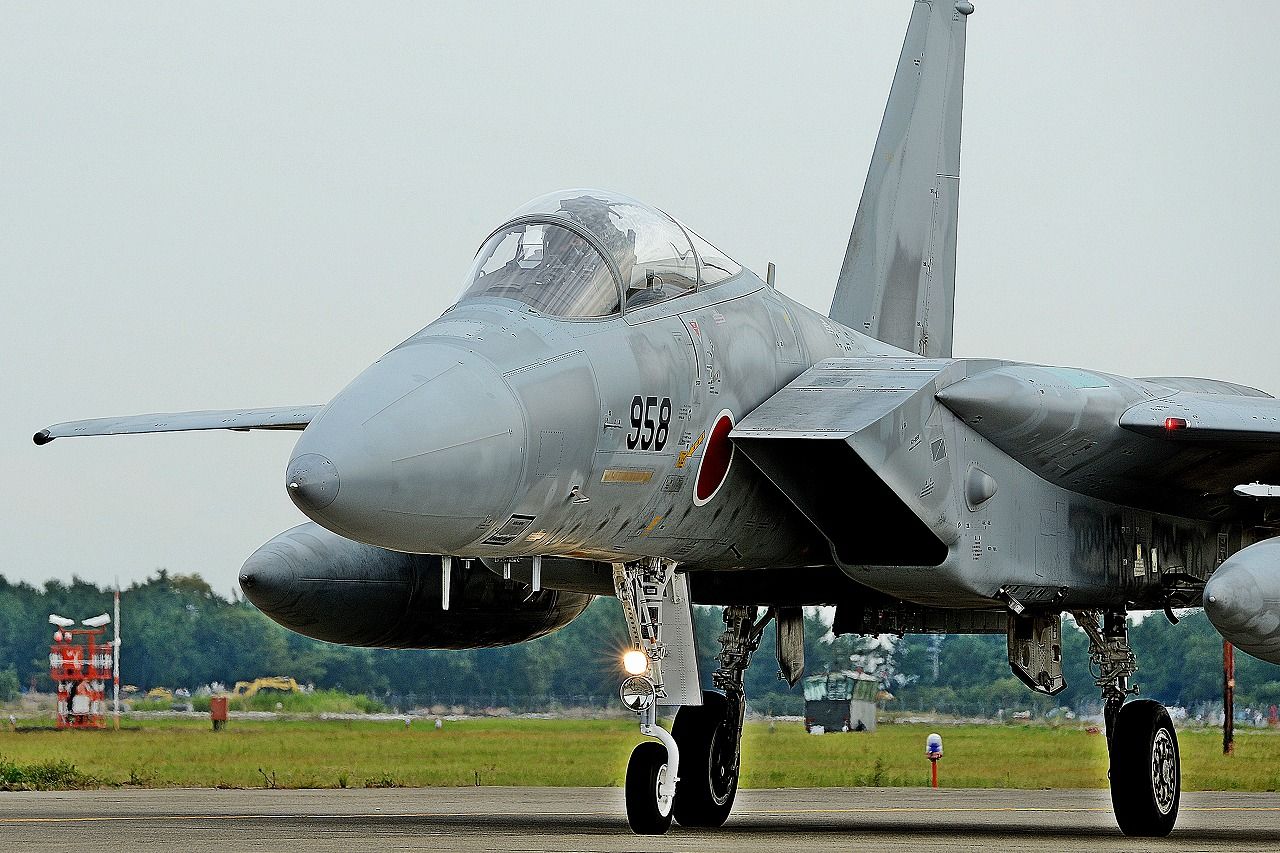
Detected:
[{"left": 289, "top": 812, "right": 1280, "bottom": 843}]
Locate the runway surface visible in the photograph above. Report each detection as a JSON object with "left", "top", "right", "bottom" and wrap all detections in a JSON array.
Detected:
[{"left": 3, "top": 786, "right": 1279, "bottom": 851}]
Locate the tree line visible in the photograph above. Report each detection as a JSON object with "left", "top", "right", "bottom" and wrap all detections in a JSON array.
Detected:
[{"left": 3, "top": 570, "right": 1279, "bottom": 715}]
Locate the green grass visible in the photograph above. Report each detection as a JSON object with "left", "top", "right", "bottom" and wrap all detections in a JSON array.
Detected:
[
  {"left": 0, "top": 755, "right": 99, "bottom": 791},
  {"left": 2, "top": 718, "right": 1279, "bottom": 791}
]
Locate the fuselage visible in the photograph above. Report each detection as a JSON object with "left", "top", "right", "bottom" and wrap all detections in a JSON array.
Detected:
[{"left": 287, "top": 267, "right": 898, "bottom": 571}]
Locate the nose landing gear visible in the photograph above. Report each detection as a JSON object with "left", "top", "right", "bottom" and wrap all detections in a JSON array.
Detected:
[
  {"left": 614, "top": 558, "right": 689, "bottom": 835},
  {"left": 1075, "top": 609, "right": 1180, "bottom": 837},
  {"left": 615, "top": 560, "right": 764, "bottom": 835},
  {"left": 625, "top": 740, "right": 676, "bottom": 834}
]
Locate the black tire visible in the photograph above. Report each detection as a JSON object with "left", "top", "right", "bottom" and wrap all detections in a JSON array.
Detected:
[
  {"left": 1110, "top": 699, "right": 1180, "bottom": 837},
  {"left": 672, "top": 691, "right": 739, "bottom": 828},
  {"left": 625, "top": 741, "right": 673, "bottom": 835}
]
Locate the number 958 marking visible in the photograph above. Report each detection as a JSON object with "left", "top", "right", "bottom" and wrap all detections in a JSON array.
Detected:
[{"left": 627, "top": 395, "right": 672, "bottom": 451}]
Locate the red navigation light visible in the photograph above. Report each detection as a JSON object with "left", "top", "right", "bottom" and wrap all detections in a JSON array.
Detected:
[{"left": 1164, "top": 417, "right": 1188, "bottom": 431}]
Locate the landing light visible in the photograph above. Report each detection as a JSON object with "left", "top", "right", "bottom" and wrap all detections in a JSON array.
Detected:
[{"left": 622, "top": 649, "right": 650, "bottom": 676}]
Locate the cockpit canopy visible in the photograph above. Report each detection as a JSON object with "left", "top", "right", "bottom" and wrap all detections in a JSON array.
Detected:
[{"left": 457, "top": 189, "right": 742, "bottom": 318}]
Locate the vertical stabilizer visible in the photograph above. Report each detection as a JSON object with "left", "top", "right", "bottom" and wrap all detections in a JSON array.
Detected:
[{"left": 829, "top": 0, "right": 971, "bottom": 357}]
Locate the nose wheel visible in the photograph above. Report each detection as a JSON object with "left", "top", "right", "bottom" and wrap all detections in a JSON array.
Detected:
[{"left": 625, "top": 741, "right": 674, "bottom": 834}]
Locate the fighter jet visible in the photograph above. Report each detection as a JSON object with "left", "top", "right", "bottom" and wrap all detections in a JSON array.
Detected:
[{"left": 34, "top": 0, "right": 1280, "bottom": 839}]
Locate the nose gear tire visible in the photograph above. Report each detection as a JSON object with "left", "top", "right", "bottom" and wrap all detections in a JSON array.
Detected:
[
  {"left": 1109, "top": 699, "right": 1180, "bottom": 837},
  {"left": 625, "top": 741, "right": 674, "bottom": 835},
  {"left": 672, "top": 691, "right": 739, "bottom": 828}
]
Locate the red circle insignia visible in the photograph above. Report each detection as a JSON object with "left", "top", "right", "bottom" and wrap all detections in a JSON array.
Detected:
[{"left": 694, "top": 411, "right": 735, "bottom": 506}]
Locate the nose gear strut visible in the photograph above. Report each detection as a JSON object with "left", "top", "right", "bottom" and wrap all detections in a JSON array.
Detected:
[{"left": 614, "top": 558, "right": 683, "bottom": 835}]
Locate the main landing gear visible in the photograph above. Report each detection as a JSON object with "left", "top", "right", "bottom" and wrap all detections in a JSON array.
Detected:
[
  {"left": 673, "top": 605, "right": 767, "bottom": 827},
  {"left": 1075, "top": 610, "right": 1180, "bottom": 837},
  {"left": 615, "top": 558, "right": 764, "bottom": 835}
]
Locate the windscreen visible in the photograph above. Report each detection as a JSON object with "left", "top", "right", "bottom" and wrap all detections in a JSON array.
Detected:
[
  {"left": 510, "top": 190, "right": 698, "bottom": 310},
  {"left": 681, "top": 223, "right": 743, "bottom": 286},
  {"left": 457, "top": 222, "right": 621, "bottom": 318}
]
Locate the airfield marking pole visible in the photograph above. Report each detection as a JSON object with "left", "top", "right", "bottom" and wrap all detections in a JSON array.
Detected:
[
  {"left": 113, "top": 586, "right": 121, "bottom": 731},
  {"left": 1224, "top": 640, "right": 1235, "bottom": 755},
  {"left": 930, "top": 757, "right": 938, "bottom": 788}
]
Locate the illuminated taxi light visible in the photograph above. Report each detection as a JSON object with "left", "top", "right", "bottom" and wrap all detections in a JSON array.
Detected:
[
  {"left": 1164, "top": 417, "right": 1188, "bottom": 431},
  {"left": 622, "top": 649, "right": 650, "bottom": 675}
]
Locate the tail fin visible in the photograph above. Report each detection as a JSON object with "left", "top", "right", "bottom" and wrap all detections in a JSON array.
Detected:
[{"left": 829, "top": 0, "right": 972, "bottom": 357}]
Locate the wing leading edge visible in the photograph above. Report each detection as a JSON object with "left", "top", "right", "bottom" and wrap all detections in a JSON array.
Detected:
[{"left": 34, "top": 405, "right": 322, "bottom": 445}]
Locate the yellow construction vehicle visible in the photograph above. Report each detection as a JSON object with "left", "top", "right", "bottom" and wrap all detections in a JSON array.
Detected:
[
  {"left": 230, "top": 676, "right": 303, "bottom": 699},
  {"left": 144, "top": 687, "right": 173, "bottom": 702}
]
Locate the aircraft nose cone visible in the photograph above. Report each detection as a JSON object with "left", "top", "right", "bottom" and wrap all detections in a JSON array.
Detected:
[
  {"left": 285, "top": 343, "right": 527, "bottom": 553},
  {"left": 285, "top": 453, "right": 340, "bottom": 512}
]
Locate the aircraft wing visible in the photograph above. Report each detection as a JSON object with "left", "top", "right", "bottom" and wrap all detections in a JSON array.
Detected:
[
  {"left": 34, "top": 406, "right": 322, "bottom": 445},
  {"left": 733, "top": 358, "right": 1280, "bottom": 543}
]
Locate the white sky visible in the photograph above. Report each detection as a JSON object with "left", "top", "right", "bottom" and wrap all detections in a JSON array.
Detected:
[{"left": 4, "top": 1, "right": 1278, "bottom": 595}]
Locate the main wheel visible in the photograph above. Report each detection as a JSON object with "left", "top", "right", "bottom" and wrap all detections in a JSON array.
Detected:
[
  {"left": 1110, "top": 699, "right": 1180, "bottom": 837},
  {"left": 672, "top": 691, "right": 739, "bottom": 828},
  {"left": 625, "top": 741, "right": 673, "bottom": 835}
]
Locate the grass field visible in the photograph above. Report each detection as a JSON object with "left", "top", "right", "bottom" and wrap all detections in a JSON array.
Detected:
[{"left": 3, "top": 718, "right": 1279, "bottom": 792}]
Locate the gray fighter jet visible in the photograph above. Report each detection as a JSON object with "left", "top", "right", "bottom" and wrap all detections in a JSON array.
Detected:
[{"left": 35, "top": 0, "right": 1280, "bottom": 839}]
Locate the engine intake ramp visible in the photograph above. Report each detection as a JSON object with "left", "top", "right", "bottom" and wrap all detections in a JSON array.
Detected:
[{"left": 731, "top": 357, "right": 957, "bottom": 568}]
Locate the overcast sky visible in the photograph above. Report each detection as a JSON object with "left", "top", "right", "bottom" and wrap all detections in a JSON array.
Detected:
[{"left": 4, "top": 1, "right": 1278, "bottom": 596}]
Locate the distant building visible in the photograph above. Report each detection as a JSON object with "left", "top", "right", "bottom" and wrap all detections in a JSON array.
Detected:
[{"left": 802, "top": 670, "right": 879, "bottom": 733}]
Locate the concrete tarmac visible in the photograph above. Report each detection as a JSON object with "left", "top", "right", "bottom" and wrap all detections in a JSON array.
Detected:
[{"left": 3, "top": 786, "right": 1279, "bottom": 852}]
